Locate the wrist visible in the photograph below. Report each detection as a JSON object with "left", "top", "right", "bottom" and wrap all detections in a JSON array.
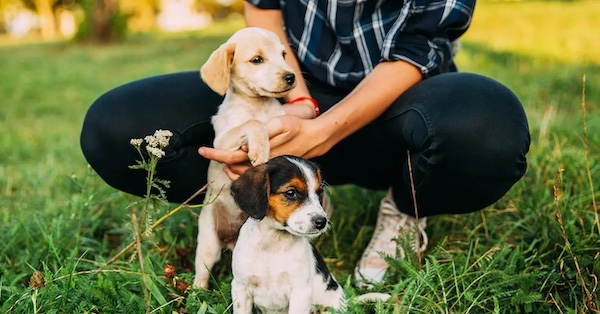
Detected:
[
  {"left": 301, "top": 112, "right": 337, "bottom": 158},
  {"left": 289, "top": 97, "right": 320, "bottom": 118},
  {"left": 282, "top": 103, "right": 313, "bottom": 119}
]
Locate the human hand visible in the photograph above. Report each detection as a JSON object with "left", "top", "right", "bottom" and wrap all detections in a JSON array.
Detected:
[
  {"left": 198, "top": 115, "right": 332, "bottom": 180},
  {"left": 266, "top": 114, "right": 331, "bottom": 159},
  {"left": 282, "top": 100, "right": 317, "bottom": 119},
  {"left": 198, "top": 146, "right": 252, "bottom": 181}
]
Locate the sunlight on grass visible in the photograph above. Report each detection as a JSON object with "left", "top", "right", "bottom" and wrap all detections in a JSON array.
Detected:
[{"left": 465, "top": 0, "right": 600, "bottom": 66}]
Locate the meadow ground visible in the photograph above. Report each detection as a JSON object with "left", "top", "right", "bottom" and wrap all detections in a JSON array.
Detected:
[{"left": 1, "top": 1, "right": 599, "bottom": 313}]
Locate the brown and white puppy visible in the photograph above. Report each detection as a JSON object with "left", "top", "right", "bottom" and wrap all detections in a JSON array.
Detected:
[
  {"left": 229, "top": 156, "right": 343, "bottom": 313},
  {"left": 193, "top": 27, "right": 296, "bottom": 289}
]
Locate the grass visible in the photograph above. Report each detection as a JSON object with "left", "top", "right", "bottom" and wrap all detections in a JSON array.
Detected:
[{"left": 1, "top": 1, "right": 599, "bottom": 312}]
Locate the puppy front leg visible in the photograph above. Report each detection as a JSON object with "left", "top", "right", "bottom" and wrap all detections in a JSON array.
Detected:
[
  {"left": 216, "top": 121, "right": 269, "bottom": 165},
  {"left": 244, "top": 123, "right": 269, "bottom": 166},
  {"left": 194, "top": 203, "right": 222, "bottom": 289},
  {"left": 231, "top": 279, "right": 253, "bottom": 314},
  {"left": 289, "top": 286, "right": 313, "bottom": 314}
]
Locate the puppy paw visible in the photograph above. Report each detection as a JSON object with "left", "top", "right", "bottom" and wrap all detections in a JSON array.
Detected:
[
  {"left": 249, "top": 155, "right": 269, "bottom": 166},
  {"left": 247, "top": 146, "right": 269, "bottom": 166},
  {"left": 193, "top": 275, "right": 210, "bottom": 290}
]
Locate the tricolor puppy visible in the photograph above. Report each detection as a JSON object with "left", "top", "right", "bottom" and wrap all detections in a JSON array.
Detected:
[
  {"left": 230, "top": 156, "right": 343, "bottom": 313},
  {"left": 193, "top": 27, "right": 296, "bottom": 289}
]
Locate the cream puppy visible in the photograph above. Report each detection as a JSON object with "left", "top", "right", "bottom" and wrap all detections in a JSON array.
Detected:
[{"left": 194, "top": 27, "right": 297, "bottom": 289}]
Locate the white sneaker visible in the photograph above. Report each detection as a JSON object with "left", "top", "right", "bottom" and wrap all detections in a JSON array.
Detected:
[{"left": 354, "top": 188, "right": 428, "bottom": 288}]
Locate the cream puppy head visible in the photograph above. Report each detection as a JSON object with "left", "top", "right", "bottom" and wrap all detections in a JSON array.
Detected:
[
  {"left": 200, "top": 27, "right": 296, "bottom": 97},
  {"left": 231, "top": 156, "right": 329, "bottom": 239}
]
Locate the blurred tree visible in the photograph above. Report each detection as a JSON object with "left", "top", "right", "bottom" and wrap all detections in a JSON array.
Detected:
[
  {"left": 0, "top": 0, "right": 78, "bottom": 39},
  {"left": 74, "top": 0, "right": 159, "bottom": 43},
  {"left": 0, "top": 0, "right": 17, "bottom": 32},
  {"left": 196, "top": 0, "right": 242, "bottom": 20},
  {"left": 121, "top": 0, "right": 157, "bottom": 32},
  {"left": 32, "top": 0, "right": 58, "bottom": 39},
  {"left": 74, "top": 0, "right": 127, "bottom": 43}
]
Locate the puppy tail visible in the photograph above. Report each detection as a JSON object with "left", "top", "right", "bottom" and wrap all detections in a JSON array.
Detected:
[{"left": 355, "top": 292, "right": 392, "bottom": 303}]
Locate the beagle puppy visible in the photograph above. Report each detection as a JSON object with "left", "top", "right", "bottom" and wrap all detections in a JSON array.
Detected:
[
  {"left": 229, "top": 156, "right": 343, "bottom": 313},
  {"left": 194, "top": 27, "right": 297, "bottom": 289}
]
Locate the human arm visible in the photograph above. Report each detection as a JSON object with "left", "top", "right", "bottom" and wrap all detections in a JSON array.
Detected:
[{"left": 266, "top": 60, "right": 421, "bottom": 158}]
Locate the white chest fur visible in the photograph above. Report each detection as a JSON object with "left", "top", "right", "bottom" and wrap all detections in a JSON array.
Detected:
[
  {"left": 231, "top": 219, "right": 317, "bottom": 313},
  {"left": 212, "top": 95, "right": 284, "bottom": 148}
]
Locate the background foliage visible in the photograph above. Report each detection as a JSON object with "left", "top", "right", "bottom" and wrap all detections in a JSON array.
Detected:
[{"left": 0, "top": 0, "right": 244, "bottom": 42}]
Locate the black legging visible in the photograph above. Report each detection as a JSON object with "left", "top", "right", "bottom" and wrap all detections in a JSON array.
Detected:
[{"left": 80, "top": 71, "right": 530, "bottom": 217}]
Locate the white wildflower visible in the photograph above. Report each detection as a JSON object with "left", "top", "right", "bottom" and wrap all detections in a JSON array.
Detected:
[
  {"left": 146, "top": 146, "right": 166, "bottom": 158},
  {"left": 154, "top": 129, "right": 173, "bottom": 148},
  {"left": 145, "top": 135, "right": 159, "bottom": 148},
  {"left": 130, "top": 138, "right": 143, "bottom": 147}
]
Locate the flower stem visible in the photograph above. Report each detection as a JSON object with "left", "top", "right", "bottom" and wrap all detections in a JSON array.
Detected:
[
  {"left": 132, "top": 210, "right": 150, "bottom": 313},
  {"left": 106, "top": 184, "right": 208, "bottom": 265}
]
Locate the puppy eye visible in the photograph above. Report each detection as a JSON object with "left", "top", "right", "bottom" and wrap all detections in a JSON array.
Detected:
[
  {"left": 251, "top": 56, "right": 264, "bottom": 64},
  {"left": 284, "top": 188, "right": 297, "bottom": 199},
  {"left": 282, "top": 51, "right": 287, "bottom": 59}
]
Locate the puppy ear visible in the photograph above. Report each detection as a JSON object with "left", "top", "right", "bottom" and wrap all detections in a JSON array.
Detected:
[
  {"left": 200, "top": 42, "right": 235, "bottom": 96},
  {"left": 230, "top": 164, "right": 271, "bottom": 220}
]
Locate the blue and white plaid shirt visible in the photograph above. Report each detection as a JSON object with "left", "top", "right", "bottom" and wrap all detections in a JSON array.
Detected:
[{"left": 246, "top": 0, "right": 475, "bottom": 90}]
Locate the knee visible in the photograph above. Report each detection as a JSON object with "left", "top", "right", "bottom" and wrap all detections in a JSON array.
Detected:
[
  {"left": 436, "top": 117, "right": 529, "bottom": 183},
  {"left": 396, "top": 74, "right": 531, "bottom": 214},
  {"left": 80, "top": 95, "right": 108, "bottom": 167},
  {"left": 80, "top": 91, "right": 125, "bottom": 163},
  {"left": 424, "top": 73, "right": 531, "bottom": 180},
  {"left": 79, "top": 92, "right": 144, "bottom": 194}
]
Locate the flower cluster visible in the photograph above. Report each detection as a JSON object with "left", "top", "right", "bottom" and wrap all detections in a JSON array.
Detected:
[
  {"left": 29, "top": 270, "right": 46, "bottom": 290},
  {"left": 128, "top": 129, "right": 173, "bottom": 201},
  {"left": 163, "top": 263, "right": 190, "bottom": 294},
  {"left": 130, "top": 138, "right": 143, "bottom": 147},
  {"left": 130, "top": 129, "right": 173, "bottom": 159}
]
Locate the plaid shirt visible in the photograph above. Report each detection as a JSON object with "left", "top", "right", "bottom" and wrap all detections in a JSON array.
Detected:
[{"left": 246, "top": 0, "right": 475, "bottom": 90}]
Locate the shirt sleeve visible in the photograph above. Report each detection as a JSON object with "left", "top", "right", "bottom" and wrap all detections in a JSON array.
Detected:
[
  {"left": 245, "top": 0, "right": 281, "bottom": 10},
  {"left": 381, "top": 0, "right": 475, "bottom": 77}
]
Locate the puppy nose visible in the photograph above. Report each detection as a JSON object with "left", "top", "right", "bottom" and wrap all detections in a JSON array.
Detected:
[
  {"left": 312, "top": 216, "right": 327, "bottom": 230},
  {"left": 283, "top": 73, "right": 295, "bottom": 86}
]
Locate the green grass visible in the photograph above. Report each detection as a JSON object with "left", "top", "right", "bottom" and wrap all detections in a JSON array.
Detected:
[{"left": 1, "top": 1, "right": 599, "bottom": 313}]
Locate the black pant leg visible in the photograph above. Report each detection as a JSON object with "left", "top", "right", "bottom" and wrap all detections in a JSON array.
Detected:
[
  {"left": 80, "top": 71, "right": 222, "bottom": 204},
  {"left": 311, "top": 72, "right": 530, "bottom": 217}
]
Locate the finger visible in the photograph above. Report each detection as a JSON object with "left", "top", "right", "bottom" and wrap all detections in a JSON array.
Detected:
[
  {"left": 223, "top": 166, "right": 241, "bottom": 181},
  {"left": 267, "top": 116, "right": 285, "bottom": 138},
  {"left": 198, "top": 147, "right": 249, "bottom": 165},
  {"left": 227, "top": 162, "right": 252, "bottom": 176},
  {"left": 267, "top": 117, "right": 295, "bottom": 151}
]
